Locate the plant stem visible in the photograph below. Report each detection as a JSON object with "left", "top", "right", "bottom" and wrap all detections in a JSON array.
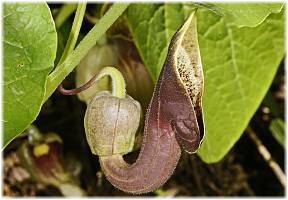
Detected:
[
  {"left": 55, "top": 4, "right": 77, "bottom": 29},
  {"left": 58, "top": 67, "right": 126, "bottom": 99},
  {"left": 44, "top": 3, "right": 129, "bottom": 102},
  {"left": 58, "top": 2, "right": 87, "bottom": 66},
  {"left": 246, "top": 126, "right": 286, "bottom": 188},
  {"left": 99, "top": 67, "right": 126, "bottom": 98}
]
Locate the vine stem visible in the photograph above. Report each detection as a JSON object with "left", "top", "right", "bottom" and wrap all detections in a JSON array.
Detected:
[
  {"left": 58, "top": 66, "right": 126, "bottom": 99},
  {"left": 44, "top": 3, "right": 129, "bottom": 102},
  {"left": 246, "top": 126, "right": 286, "bottom": 188},
  {"left": 55, "top": 4, "right": 77, "bottom": 29},
  {"left": 58, "top": 2, "right": 87, "bottom": 66}
]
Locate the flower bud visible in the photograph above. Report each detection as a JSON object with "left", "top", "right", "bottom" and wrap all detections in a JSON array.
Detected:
[{"left": 84, "top": 91, "right": 141, "bottom": 156}]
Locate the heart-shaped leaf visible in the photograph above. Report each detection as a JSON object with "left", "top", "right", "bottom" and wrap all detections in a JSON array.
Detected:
[{"left": 3, "top": 3, "right": 57, "bottom": 147}]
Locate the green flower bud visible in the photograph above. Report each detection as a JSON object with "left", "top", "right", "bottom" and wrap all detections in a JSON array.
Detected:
[{"left": 84, "top": 91, "right": 141, "bottom": 156}]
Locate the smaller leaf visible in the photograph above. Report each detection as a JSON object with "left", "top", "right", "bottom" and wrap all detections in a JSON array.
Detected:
[
  {"left": 269, "top": 118, "right": 285, "bottom": 147},
  {"left": 195, "top": 3, "right": 283, "bottom": 27}
]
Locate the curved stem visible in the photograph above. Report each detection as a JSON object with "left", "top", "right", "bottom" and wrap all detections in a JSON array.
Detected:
[
  {"left": 58, "top": 67, "right": 126, "bottom": 99},
  {"left": 58, "top": 2, "right": 87, "bottom": 66}
]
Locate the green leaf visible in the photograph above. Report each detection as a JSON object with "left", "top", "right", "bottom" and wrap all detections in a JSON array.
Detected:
[
  {"left": 3, "top": 3, "right": 57, "bottom": 147},
  {"left": 269, "top": 118, "right": 285, "bottom": 147},
  {"left": 195, "top": 3, "right": 283, "bottom": 27},
  {"left": 127, "top": 4, "right": 284, "bottom": 163},
  {"left": 197, "top": 9, "right": 284, "bottom": 163}
]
